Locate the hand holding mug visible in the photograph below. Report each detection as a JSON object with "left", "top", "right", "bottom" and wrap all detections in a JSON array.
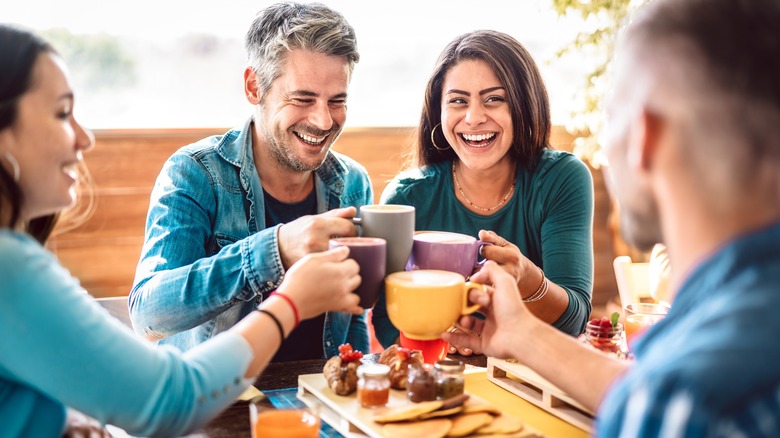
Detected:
[
  {"left": 275, "top": 246, "right": 363, "bottom": 319},
  {"left": 442, "top": 261, "right": 535, "bottom": 360},
  {"left": 476, "top": 229, "right": 534, "bottom": 281},
  {"left": 277, "top": 207, "right": 358, "bottom": 269}
]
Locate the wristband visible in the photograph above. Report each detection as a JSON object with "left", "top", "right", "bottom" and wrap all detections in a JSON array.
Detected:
[
  {"left": 257, "top": 309, "right": 286, "bottom": 341},
  {"left": 272, "top": 291, "right": 300, "bottom": 327}
]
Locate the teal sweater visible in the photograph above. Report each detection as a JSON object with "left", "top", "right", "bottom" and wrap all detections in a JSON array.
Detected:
[{"left": 374, "top": 150, "right": 594, "bottom": 346}]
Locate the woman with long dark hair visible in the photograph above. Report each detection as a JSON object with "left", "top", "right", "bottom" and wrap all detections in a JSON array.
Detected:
[{"left": 373, "top": 30, "right": 594, "bottom": 353}]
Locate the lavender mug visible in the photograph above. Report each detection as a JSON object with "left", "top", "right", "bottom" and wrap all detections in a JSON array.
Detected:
[{"left": 406, "top": 231, "right": 491, "bottom": 278}]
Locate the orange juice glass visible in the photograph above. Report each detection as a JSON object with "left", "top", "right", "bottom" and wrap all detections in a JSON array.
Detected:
[
  {"left": 623, "top": 303, "right": 670, "bottom": 346},
  {"left": 250, "top": 403, "right": 320, "bottom": 438}
]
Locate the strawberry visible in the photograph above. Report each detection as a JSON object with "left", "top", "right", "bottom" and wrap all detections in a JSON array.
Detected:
[
  {"left": 338, "top": 343, "right": 352, "bottom": 355},
  {"left": 588, "top": 314, "right": 619, "bottom": 338},
  {"left": 338, "top": 343, "right": 364, "bottom": 362},
  {"left": 395, "top": 347, "right": 411, "bottom": 361}
]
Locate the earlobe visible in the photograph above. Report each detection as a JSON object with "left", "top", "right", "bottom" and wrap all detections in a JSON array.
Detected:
[{"left": 244, "top": 67, "right": 261, "bottom": 105}]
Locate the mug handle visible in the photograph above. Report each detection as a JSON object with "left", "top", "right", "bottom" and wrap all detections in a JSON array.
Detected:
[
  {"left": 351, "top": 217, "right": 363, "bottom": 237},
  {"left": 474, "top": 241, "right": 494, "bottom": 269},
  {"left": 461, "top": 282, "right": 485, "bottom": 314}
]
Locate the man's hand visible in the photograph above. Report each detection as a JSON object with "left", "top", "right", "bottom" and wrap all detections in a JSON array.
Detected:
[{"left": 277, "top": 207, "right": 358, "bottom": 269}]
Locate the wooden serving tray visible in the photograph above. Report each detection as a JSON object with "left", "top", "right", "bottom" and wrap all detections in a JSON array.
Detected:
[
  {"left": 486, "top": 358, "right": 594, "bottom": 433},
  {"left": 297, "top": 372, "right": 542, "bottom": 438}
]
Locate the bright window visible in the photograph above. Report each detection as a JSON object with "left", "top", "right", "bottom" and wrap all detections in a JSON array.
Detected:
[{"left": 3, "top": 0, "right": 592, "bottom": 129}]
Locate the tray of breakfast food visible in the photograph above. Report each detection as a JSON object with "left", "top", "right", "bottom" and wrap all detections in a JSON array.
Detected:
[
  {"left": 298, "top": 344, "right": 543, "bottom": 438},
  {"left": 486, "top": 357, "right": 594, "bottom": 433}
]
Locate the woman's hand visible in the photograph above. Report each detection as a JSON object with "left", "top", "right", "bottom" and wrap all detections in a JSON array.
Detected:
[
  {"left": 447, "top": 320, "right": 485, "bottom": 356},
  {"left": 275, "top": 246, "right": 363, "bottom": 319},
  {"left": 478, "top": 230, "right": 531, "bottom": 280},
  {"left": 62, "top": 408, "right": 111, "bottom": 438}
]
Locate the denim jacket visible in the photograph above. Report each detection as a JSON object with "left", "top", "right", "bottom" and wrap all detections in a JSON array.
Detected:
[{"left": 129, "top": 117, "right": 373, "bottom": 357}]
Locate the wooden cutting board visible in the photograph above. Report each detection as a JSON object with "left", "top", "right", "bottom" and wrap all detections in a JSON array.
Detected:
[
  {"left": 486, "top": 358, "right": 594, "bottom": 433},
  {"left": 297, "top": 372, "right": 541, "bottom": 437}
]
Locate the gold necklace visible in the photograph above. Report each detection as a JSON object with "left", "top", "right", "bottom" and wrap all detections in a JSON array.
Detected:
[{"left": 452, "top": 162, "right": 515, "bottom": 213}]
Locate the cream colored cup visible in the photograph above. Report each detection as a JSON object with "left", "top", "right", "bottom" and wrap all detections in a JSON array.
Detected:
[{"left": 384, "top": 270, "right": 483, "bottom": 340}]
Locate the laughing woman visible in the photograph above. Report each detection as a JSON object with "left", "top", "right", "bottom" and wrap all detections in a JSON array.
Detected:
[
  {"left": 0, "top": 24, "right": 362, "bottom": 437},
  {"left": 372, "top": 30, "right": 594, "bottom": 353}
]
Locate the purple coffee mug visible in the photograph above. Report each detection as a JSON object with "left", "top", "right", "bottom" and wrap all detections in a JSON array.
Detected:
[
  {"left": 329, "top": 237, "right": 387, "bottom": 308},
  {"left": 406, "top": 231, "right": 491, "bottom": 278}
]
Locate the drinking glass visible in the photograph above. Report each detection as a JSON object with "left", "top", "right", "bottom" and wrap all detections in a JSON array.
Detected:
[
  {"left": 623, "top": 302, "right": 670, "bottom": 346},
  {"left": 249, "top": 401, "right": 320, "bottom": 438}
]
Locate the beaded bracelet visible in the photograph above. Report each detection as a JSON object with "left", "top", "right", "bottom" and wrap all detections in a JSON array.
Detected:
[
  {"left": 257, "top": 309, "right": 286, "bottom": 342},
  {"left": 271, "top": 291, "right": 300, "bottom": 327},
  {"left": 522, "top": 267, "right": 549, "bottom": 303}
]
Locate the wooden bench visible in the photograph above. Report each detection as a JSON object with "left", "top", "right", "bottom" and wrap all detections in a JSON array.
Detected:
[{"left": 48, "top": 126, "right": 618, "bottom": 310}]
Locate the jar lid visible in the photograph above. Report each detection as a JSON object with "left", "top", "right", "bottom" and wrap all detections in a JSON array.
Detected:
[
  {"left": 434, "top": 360, "right": 464, "bottom": 372},
  {"left": 357, "top": 363, "right": 390, "bottom": 378}
]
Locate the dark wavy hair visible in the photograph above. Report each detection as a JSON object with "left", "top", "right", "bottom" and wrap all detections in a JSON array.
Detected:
[
  {"left": 0, "top": 24, "right": 59, "bottom": 243},
  {"left": 412, "top": 30, "right": 551, "bottom": 171}
]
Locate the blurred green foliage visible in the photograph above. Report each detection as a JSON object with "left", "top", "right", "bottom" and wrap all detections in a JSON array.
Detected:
[
  {"left": 551, "top": 0, "right": 648, "bottom": 165},
  {"left": 40, "top": 28, "right": 136, "bottom": 92}
]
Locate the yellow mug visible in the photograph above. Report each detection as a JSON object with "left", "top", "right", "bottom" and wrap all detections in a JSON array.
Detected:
[{"left": 384, "top": 270, "right": 483, "bottom": 340}]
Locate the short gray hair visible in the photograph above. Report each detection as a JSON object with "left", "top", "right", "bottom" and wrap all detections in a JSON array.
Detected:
[
  {"left": 245, "top": 2, "right": 360, "bottom": 96},
  {"left": 621, "top": 0, "right": 780, "bottom": 196}
]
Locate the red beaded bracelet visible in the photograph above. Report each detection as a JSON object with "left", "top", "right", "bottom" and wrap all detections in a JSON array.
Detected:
[{"left": 271, "top": 291, "right": 300, "bottom": 327}]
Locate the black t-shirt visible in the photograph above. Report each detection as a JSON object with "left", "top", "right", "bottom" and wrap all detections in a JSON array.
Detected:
[{"left": 263, "top": 187, "right": 326, "bottom": 362}]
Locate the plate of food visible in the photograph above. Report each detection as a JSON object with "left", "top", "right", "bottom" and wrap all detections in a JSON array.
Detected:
[{"left": 298, "top": 344, "right": 542, "bottom": 438}]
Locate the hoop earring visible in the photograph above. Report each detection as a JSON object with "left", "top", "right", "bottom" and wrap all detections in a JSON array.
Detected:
[
  {"left": 1, "top": 150, "right": 20, "bottom": 182},
  {"left": 430, "top": 123, "right": 450, "bottom": 151}
]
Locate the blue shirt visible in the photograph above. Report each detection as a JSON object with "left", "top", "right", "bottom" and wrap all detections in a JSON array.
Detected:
[
  {"left": 598, "top": 221, "right": 780, "bottom": 437},
  {"left": 129, "top": 117, "right": 374, "bottom": 357},
  {"left": 375, "top": 151, "right": 594, "bottom": 346},
  {"left": 0, "top": 231, "right": 254, "bottom": 438}
]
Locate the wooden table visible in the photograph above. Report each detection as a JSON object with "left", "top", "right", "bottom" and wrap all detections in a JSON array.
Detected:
[
  {"left": 193, "top": 353, "right": 587, "bottom": 437},
  {"left": 194, "top": 354, "right": 483, "bottom": 437}
]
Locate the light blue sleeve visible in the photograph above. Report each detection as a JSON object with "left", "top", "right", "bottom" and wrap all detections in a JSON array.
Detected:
[
  {"left": 129, "top": 152, "right": 283, "bottom": 340},
  {"left": 0, "top": 233, "right": 254, "bottom": 437}
]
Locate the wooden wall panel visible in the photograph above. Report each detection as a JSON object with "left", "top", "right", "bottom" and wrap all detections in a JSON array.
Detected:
[{"left": 48, "top": 126, "right": 617, "bottom": 311}]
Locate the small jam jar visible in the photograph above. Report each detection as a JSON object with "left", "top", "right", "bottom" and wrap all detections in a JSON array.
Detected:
[
  {"left": 357, "top": 364, "right": 391, "bottom": 408},
  {"left": 578, "top": 322, "right": 629, "bottom": 360},
  {"left": 406, "top": 363, "right": 436, "bottom": 402},
  {"left": 434, "top": 360, "right": 465, "bottom": 399}
]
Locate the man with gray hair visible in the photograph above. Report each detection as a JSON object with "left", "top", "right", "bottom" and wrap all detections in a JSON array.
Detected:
[
  {"left": 445, "top": 0, "right": 780, "bottom": 435},
  {"left": 130, "top": 2, "right": 373, "bottom": 361}
]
